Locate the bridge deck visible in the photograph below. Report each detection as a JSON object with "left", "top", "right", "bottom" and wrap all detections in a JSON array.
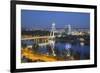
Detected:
[{"left": 21, "top": 36, "right": 53, "bottom": 40}]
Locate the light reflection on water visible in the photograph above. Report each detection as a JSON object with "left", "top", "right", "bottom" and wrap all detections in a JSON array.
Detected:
[{"left": 22, "top": 40, "right": 90, "bottom": 60}]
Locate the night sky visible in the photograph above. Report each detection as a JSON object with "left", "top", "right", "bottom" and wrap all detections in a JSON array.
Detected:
[{"left": 21, "top": 10, "right": 90, "bottom": 30}]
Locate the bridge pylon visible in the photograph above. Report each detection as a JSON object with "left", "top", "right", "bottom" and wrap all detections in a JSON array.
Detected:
[{"left": 49, "top": 23, "right": 56, "bottom": 56}]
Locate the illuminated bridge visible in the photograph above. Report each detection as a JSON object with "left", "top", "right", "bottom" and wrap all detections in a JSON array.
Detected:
[
  {"left": 21, "top": 36, "right": 51, "bottom": 41},
  {"left": 22, "top": 23, "right": 57, "bottom": 56}
]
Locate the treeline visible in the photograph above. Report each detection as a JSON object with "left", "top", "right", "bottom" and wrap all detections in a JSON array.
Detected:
[
  {"left": 56, "top": 35, "right": 90, "bottom": 45},
  {"left": 22, "top": 30, "right": 50, "bottom": 36}
]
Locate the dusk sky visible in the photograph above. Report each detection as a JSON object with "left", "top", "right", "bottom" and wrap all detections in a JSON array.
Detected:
[{"left": 21, "top": 10, "right": 90, "bottom": 30}]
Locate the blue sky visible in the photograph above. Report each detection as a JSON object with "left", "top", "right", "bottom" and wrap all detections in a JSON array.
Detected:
[{"left": 21, "top": 10, "right": 90, "bottom": 30}]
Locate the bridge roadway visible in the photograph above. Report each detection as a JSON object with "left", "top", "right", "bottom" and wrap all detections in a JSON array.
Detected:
[{"left": 21, "top": 36, "right": 54, "bottom": 40}]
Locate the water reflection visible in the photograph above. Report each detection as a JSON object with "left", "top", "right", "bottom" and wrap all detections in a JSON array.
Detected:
[
  {"left": 65, "top": 43, "right": 71, "bottom": 56},
  {"left": 80, "top": 42, "right": 85, "bottom": 46},
  {"left": 22, "top": 40, "right": 90, "bottom": 60}
]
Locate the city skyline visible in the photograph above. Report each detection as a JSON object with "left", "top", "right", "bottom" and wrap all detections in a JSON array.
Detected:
[
  {"left": 21, "top": 9, "right": 90, "bottom": 63},
  {"left": 21, "top": 10, "right": 90, "bottom": 30}
]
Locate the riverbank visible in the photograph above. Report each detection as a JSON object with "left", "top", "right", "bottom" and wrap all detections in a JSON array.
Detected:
[{"left": 21, "top": 48, "right": 75, "bottom": 63}]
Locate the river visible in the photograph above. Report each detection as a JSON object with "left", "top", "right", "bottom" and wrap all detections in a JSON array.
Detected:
[{"left": 22, "top": 40, "right": 90, "bottom": 60}]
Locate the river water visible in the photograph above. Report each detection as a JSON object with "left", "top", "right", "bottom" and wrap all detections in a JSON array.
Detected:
[{"left": 22, "top": 40, "right": 90, "bottom": 60}]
